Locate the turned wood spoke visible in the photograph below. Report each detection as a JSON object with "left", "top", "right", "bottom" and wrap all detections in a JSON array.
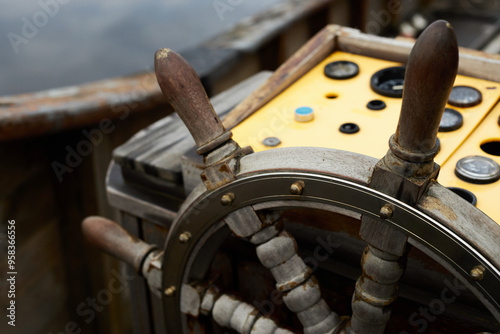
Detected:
[{"left": 223, "top": 207, "right": 343, "bottom": 334}]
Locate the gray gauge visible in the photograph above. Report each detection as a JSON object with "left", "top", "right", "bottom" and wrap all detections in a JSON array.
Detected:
[
  {"left": 448, "top": 86, "right": 482, "bottom": 108},
  {"left": 439, "top": 108, "right": 463, "bottom": 132},
  {"left": 455, "top": 155, "right": 500, "bottom": 184},
  {"left": 370, "top": 66, "right": 406, "bottom": 98}
]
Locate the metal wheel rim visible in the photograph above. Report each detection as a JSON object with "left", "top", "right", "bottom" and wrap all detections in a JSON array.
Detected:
[{"left": 162, "top": 151, "right": 500, "bottom": 332}]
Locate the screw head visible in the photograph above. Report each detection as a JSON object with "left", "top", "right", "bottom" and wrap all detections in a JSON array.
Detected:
[
  {"left": 262, "top": 137, "right": 281, "bottom": 147},
  {"left": 470, "top": 265, "right": 485, "bottom": 281},
  {"left": 164, "top": 286, "right": 176, "bottom": 296},
  {"left": 220, "top": 193, "right": 235, "bottom": 206},
  {"left": 379, "top": 204, "right": 394, "bottom": 220},
  {"left": 290, "top": 181, "right": 305, "bottom": 195},
  {"left": 179, "top": 231, "right": 192, "bottom": 243}
]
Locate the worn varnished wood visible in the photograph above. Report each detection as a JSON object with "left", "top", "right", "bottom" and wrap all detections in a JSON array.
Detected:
[
  {"left": 0, "top": 73, "right": 170, "bottom": 141},
  {"left": 395, "top": 20, "right": 458, "bottom": 155},
  {"left": 337, "top": 27, "right": 413, "bottom": 64},
  {"left": 82, "top": 216, "right": 158, "bottom": 272}
]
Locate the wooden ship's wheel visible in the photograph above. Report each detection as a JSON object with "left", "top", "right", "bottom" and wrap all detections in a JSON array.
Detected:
[{"left": 83, "top": 21, "right": 500, "bottom": 333}]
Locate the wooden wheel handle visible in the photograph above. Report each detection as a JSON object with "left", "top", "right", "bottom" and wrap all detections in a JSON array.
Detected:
[
  {"left": 82, "top": 216, "right": 157, "bottom": 272},
  {"left": 155, "top": 49, "right": 232, "bottom": 155},
  {"left": 393, "top": 20, "right": 458, "bottom": 162}
]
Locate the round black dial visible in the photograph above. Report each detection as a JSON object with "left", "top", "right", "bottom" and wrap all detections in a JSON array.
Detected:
[
  {"left": 448, "top": 86, "right": 482, "bottom": 108},
  {"left": 324, "top": 61, "right": 359, "bottom": 80},
  {"left": 439, "top": 108, "right": 463, "bottom": 132}
]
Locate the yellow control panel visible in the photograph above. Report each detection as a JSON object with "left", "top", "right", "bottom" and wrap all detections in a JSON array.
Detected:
[
  {"left": 438, "top": 102, "right": 500, "bottom": 219},
  {"left": 232, "top": 51, "right": 500, "bottom": 222}
]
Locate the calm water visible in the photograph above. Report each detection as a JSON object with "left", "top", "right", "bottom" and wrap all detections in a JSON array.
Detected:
[{"left": 0, "top": 0, "right": 283, "bottom": 95}]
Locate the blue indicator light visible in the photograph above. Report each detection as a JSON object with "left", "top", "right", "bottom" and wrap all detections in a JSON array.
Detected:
[{"left": 295, "top": 107, "right": 314, "bottom": 122}]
